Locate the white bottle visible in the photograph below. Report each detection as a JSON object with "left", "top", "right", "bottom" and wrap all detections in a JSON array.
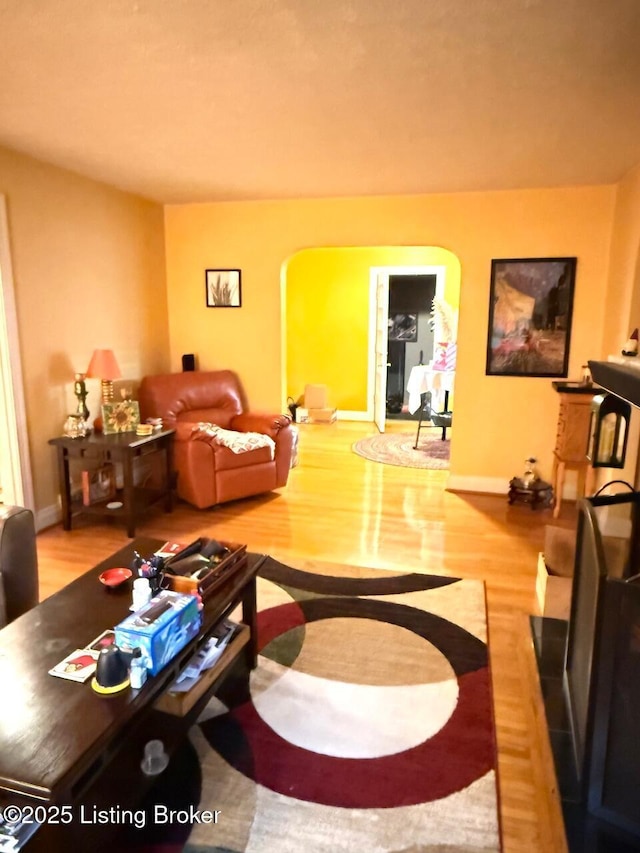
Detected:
[
  {"left": 132, "top": 577, "right": 152, "bottom": 611},
  {"left": 130, "top": 655, "right": 148, "bottom": 689}
]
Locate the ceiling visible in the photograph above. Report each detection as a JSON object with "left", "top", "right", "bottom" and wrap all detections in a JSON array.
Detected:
[{"left": 1, "top": 0, "right": 639, "bottom": 204}]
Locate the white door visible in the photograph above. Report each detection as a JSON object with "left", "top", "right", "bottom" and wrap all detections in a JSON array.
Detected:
[
  {"left": 368, "top": 265, "right": 447, "bottom": 426},
  {"left": 0, "top": 196, "right": 34, "bottom": 509},
  {"left": 373, "top": 273, "right": 389, "bottom": 433}
]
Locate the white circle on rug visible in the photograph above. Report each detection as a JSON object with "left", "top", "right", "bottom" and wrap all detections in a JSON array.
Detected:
[{"left": 251, "top": 619, "right": 459, "bottom": 759}]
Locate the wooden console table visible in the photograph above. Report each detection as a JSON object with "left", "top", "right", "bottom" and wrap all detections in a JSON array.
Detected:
[
  {"left": 551, "top": 383, "right": 599, "bottom": 518},
  {"left": 49, "top": 429, "right": 175, "bottom": 537},
  {"left": 0, "top": 537, "right": 262, "bottom": 851}
]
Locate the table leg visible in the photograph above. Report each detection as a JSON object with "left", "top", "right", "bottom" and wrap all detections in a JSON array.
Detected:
[
  {"left": 413, "top": 408, "right": 424, "bottom": 449},
  {"left": 576, "top": 464, "right": 587, "bottom": 504},
  {"left": 122, "top": 452, "right": 136, "bottom": 538},
  {"left": 553, "top": 460, "right": 566, "bottom": 519},
  {"left": 241, "top": 576, "right": 258, "bottom": 670},
  {"left": 57, "top": 448, "right": 72, "bottom": 531},
  {"left": 164, "top": 438, "right": 174, "bottom": 513},
  {"left": 441, "top": 390, "right": 449, "bottom": 441}
]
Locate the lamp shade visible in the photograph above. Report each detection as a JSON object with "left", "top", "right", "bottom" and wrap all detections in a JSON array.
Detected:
[{"left": 86, "top": 349, "right": 121, "bottom": 381}]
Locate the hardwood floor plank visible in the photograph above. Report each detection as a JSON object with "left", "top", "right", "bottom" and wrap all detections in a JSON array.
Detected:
[{"left": 35, "top": 419, "right": 575, "bottom": 852}]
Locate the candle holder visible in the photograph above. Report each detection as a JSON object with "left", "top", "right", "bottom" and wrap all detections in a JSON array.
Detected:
[{"left": 74, "top": 373, "right": 90, "bottom": 424}]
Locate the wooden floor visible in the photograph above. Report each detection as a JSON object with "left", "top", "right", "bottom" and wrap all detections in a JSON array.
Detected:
[{"left": 36, "top": 420, "right": 575, "bottom": 853}]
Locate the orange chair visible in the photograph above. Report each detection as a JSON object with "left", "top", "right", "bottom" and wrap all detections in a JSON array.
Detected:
[{"left": 138, "top": 371, "right": 294, "bottom": 509}]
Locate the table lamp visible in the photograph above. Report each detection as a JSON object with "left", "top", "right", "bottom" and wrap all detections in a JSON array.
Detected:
[{"left": 86, "top": 349, "right": 121, "bottom": 403}]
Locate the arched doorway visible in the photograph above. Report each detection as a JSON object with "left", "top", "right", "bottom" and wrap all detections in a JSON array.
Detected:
[{"left": 283, "top": 246, "right": 461, "bottom": 433}]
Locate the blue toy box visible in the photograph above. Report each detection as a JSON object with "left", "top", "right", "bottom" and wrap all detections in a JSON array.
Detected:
[{"left": 114, "top": 590, "right": 202, "bottom": 675}]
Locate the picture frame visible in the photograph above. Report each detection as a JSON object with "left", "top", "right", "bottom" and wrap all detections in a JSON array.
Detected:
[
  {"left": 388, "top": 313, "right": 418, "bottom": 342},
  {"left": 101, "top": 400, "right": 140, "bottom": 434},
  {"left": 485, "top": 257, "right": 577, "bottom": 377},
  {"left": 205, "top": 269, "right": 242, "bottom": 308}
]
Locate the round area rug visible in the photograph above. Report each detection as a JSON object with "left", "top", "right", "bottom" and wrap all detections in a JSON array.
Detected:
[{"left": 352, "top": 432, "right": 450, "bottom": 469}]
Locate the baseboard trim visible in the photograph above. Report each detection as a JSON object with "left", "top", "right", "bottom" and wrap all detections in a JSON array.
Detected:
[
  {"left": 446, "top": 476, "right": 508, "bottom": 495},
  {"left": 337, "top": 410, "right": 370, "bottom": 422},
  {"left": 448, "top": 475, "right": 579, "bottom": 501},
  {"left": 36, "top": 503, "right": 61, "bottom": 533}
]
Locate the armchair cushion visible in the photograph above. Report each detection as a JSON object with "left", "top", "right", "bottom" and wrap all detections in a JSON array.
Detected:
[{"left": 191, "top": 423, "right": 276, "bottom": 457}]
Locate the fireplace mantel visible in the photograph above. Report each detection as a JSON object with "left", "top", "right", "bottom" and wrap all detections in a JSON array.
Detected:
[{"left": 588, "top": 360, "right": 640, "bottom": 409}]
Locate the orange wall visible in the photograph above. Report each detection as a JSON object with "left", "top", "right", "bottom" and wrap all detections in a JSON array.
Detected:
[
  {"left": 0, "top": 145, "right": 168, "bottom": 517},
  {"left": 600, "top": 162, "right": 640, "bottom": 487},
  {"left": 165, "top": 186, "right": 615, "bottom": 489},
  {"left": 603, "top": 162, "right": 640, "bottom": 355}
]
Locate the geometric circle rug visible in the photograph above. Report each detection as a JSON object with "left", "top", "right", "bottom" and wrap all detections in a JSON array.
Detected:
[
  {"left": 352, "top": 431, "right": 450, "bottom": 469},
  {"left": 117, "top": 558, "right": 500, "bottom": 852}
]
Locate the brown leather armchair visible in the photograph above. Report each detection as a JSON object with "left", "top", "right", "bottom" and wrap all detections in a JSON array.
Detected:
[{"left": 138, "top": 370, "right": 294, "bottom": 509}]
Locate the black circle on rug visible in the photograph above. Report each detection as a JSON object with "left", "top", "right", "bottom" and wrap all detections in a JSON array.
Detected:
[
  {"left": 259, "top": 556, "right": 460, "bottom": 597},
  {"left": 200, "top": 595, "right": 494, "bottom": 809}
]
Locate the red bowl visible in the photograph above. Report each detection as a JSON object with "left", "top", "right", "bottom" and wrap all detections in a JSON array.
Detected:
[{"left": 99, "top": 567, "right": 133, "bottom": 588}]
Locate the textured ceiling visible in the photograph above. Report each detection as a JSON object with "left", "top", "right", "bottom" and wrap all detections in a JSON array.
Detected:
[{"left": 1, "top": 0, "right": 639, "bottom": 203}]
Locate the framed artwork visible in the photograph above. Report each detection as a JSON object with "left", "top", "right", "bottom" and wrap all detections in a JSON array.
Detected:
[
  {"left": 101, "top": 400, "right": 140, "bottom": 434},
  {"left": 205, "top": 269, "right": 242, "bottom": 307},
  {"left": 388, "top": 313, "right": 418, "bottom": 342},
  {"left": 486, "top": 257, "right": 577, "bottom": 377}
]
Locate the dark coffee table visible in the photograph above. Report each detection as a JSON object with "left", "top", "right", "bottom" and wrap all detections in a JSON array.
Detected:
[{"left": 0, "top": 537, "right": 262, "bottom": 850}]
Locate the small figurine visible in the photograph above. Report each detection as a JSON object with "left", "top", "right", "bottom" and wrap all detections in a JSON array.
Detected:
[
  {"left": 131, "top": 550, "right": 144, "bottom": 575},
  {"left": 622, "top": 328, "right": 639, "bottom": 357},
  {"left": 522, "top": 457, "right": 538, "bottom": 488},
  {"left": 131, "top": 550, "right": 164, "bottom": 594}
]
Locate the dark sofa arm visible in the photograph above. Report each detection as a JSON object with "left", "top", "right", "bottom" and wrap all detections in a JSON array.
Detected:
[{"left": 0, "top": 505, "right": 38, "bottom": 627}]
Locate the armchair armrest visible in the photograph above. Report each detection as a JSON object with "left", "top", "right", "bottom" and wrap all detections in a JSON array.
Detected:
[
  {"left": 174, "top": 422, "right": 200, "bottom": 442},
  {"left": 230, "top": 413, "right": 292, "bottom": 440}
]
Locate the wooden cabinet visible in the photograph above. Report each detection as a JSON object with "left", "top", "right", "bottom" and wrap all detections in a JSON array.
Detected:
[
  {"left": 555, "top": 391, "right": 594, "bottom": 461},
  {"left": 551, "top": 384, "right": 598, "bottom": 517}
]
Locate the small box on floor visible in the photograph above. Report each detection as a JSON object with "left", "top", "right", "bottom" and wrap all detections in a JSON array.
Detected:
[
  {"left": 535, "top": 552, "right": 572, "bottom": 620},
  {"left": 304, "top": 384, "right": 329, "bottom": 409},
  {"left": 309, "top": 407, "right": 337, "bottom": 423},
  {"left": 543, "top": 525, "right": 575, "bottom": 578},
  {"left": 115, "top": 590, "right": 201, "bottom": 674}
]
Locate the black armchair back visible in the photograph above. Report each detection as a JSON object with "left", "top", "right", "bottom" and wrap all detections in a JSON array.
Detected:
[{"left": 0, "top": 505, "right": 38, "bottom": 627}]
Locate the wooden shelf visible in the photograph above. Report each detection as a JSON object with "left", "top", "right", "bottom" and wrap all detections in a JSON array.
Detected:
[{"left": 154, "top": 624, "right": 250, "bottom": 716}]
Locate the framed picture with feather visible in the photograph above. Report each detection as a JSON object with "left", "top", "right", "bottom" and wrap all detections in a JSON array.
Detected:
[{"left": 205, "top": 269, "right": 242, "bottom": 308}]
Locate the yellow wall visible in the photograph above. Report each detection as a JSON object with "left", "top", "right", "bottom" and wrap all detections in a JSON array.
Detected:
[
  {"left": 0, "top": 145, "right": 168, "bottom": 516},
  {"left": 165, "top": 186, "right": 615, "bottom": 488},
  {"left": 285, "top": 246, "right": 460, "bottom": 410}
]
